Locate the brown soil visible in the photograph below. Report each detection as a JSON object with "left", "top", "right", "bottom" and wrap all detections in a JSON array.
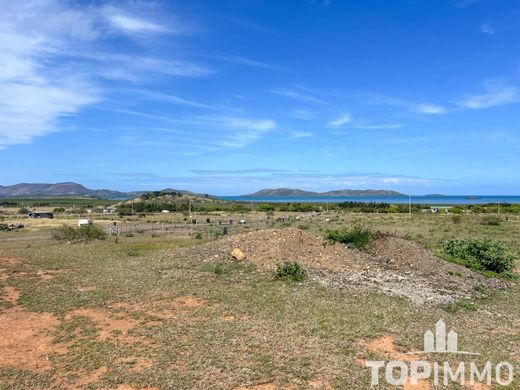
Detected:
[
  {"left": 0, "top": 306, "right": 63, "bottom": 372},
  {"left": 113, "top": 295, "right": 205, "bottom": 320},
  {"left": 0, "top": 257, "right": 20, "bottom": 266},
  {"left": 176, "top": 228, "right": 505, "bottom": 304},
  {"left": 65, "top": 308, "right": 141, "bottom": 341},
  {"left": 1, "top": 286, "right": 20, "bottom": 304}
]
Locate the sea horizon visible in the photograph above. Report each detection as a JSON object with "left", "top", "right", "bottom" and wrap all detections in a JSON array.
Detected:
[{"left": 219, "top": 195, "right": 520, "bottom": 205}]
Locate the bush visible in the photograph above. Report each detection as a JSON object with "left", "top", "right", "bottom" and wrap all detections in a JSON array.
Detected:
[
  {"left": 274, "top": 261, "right": 307, "bottom": 282},
  {"left": 442, "top": 238, "right": 514, "bottom": 274},
  {"left": 0, "top": 223, "right": 10, "bottom": 231},
  {"left": 18, "top": 207, "right": 29, "bottom": 215},
  {"left": 481, "top": 215, "right": 501, "bottom": 226},
  {"left": 326, "top": 225, "right": 373, "bottom": 249},
  {"left": 194, "top": 232, "right": 203, "bottom": 239},
  {"left": 52, "top": 225, "right": 106, "bottom": 243},
  {"left": 451, "top": 215, "right": 462, "bottom": 224}
]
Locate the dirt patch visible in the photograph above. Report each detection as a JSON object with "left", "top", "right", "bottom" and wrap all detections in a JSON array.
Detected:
[
  {"left": 113, "top": 295, "right": 205, "bottom": 320},
  {"left": 0, "top": 268, "right": 8, "bottom": 281},
  {"left": 0, "top": 257, "right": 20, "bottom": 266},
  {"left": 1, "top": 286, "right": 20, "bottom": 304},
  {"left": 65, "top": 308, "right": 141, "bottom": 342},
  {"left": 175, "top": 228, "right": 504, "bottom": 304},
  {"left": 308, "top": 379, "right": 335, "bottom": 389},
  {"left": 0, "top": 307, "right": 63, "bottom": 372},
  {"left": 117, "top": 356, "right": 154, "bottom": 371},
  {"left": 112, "top": 386, "right": 159, "bottom": 390}
]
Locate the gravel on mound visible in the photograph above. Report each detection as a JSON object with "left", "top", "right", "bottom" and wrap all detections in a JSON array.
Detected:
[{"left": 173, "top": 228, "right": 507, "bottom": 304}]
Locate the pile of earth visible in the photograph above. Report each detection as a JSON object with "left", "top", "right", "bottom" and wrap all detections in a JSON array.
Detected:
[{"left": 174, "top": 228, "right": 507, "bottom": 304}]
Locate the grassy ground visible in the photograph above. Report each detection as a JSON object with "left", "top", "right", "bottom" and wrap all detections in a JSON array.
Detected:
[{"left": 0, "top": 212, "right": 518, "bottom": 389}]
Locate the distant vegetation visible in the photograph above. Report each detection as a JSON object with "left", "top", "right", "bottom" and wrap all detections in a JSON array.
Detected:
[
  {"left": 274, "top": 261, "right": 307, "bottom": 282},
  {"left": 326, "top": 226, "right": 374, "bottom": 249},
  {"left": 52, "top": 225, "right": 106, "bottom": 243},
  {"left": 442, "top": 238, "right": 514, "bottom": 275}
]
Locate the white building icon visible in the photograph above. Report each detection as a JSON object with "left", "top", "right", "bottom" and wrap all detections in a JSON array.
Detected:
[{"left": 423, "top": 320, "right": 458, "bottom": 352}]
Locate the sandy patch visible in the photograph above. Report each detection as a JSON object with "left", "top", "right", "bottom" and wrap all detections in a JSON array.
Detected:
[
  {"left": 112, "top": 385, "right": 159, "bottom": 390},
  {"left": 0, "top": 268, "right": 8, "bottom": 281},
  {"left": 308, "top": 379, "right": 335, "bottom": 389},
  {"left": 0, "top": 307, "right": 63, "bottom": 372},
  {"left": 65, "top": 308, "right": 140, "bottom": 342},
  {"left": 114, "top": 295, "right": 206, "bottom": 320},
  {"left": 1, "top": 286, "right": 20, "bottom": 304},
  {"left": 0, "top": 257, "right": 19, "bottom": 266}
]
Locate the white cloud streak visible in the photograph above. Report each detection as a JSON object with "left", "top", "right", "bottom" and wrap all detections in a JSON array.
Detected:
[
  {"left": 327, "top": 113, "right": 352, "bottom": 128},
  {"left": 458, "top": 82, "right": 519, "bottom": 109}
]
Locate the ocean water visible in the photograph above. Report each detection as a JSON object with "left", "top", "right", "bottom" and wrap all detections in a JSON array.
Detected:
[{"left": 218, "top": 195, "right": 520, "bottom": 205}]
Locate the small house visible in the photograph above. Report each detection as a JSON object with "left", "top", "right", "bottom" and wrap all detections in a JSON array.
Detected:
[{"left": 28, "top": 211, "right": 54, "bottom": 219}]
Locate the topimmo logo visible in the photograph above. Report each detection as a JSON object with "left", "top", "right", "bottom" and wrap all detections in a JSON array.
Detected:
[{"left": 366, "top": 320, "right": 515, "bottom": 387}]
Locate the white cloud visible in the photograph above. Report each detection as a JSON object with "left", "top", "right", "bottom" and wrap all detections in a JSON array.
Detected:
[
  {"left": 479, "top": 24, "right": 494, "bottom": 34},
  {"left": 327, "top": 113, "right": 352, "bottom": 128},
  {"left": 214, "top": 118, "right": 276, "bottom": 148},
  {"left": 211, "top": 53, "right": 279, "bottom": 70},
  {"left": 289, "top": 130, "right": 313, "bottom": 138},
  {"left": 270, "top": 88, "right": 326, "bottom": 104},
  {"left": 414, "top": 103, "right": 447, "bottom": 114},
  {"left": 458, "top": 82, "right": 519, "bottom": 109},
  {"left": 292, "top": 108, "right": 313, "bottom": 120},
  {"left": 0, "top": 2, "right": 103, "bottom": 148},
  {"left": 0, "top": 1, "right": 205, "bottom": 149},
  {"left": 353, "top": 122, "right": 404, "bottom": 129}
]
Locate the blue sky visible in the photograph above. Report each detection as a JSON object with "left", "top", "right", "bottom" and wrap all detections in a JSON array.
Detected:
[{"left": 1, "top": 0, "right": 520, "bottom": 195}]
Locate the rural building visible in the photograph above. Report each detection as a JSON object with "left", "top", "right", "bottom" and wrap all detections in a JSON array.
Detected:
[{"left": 28, "top": 211, "right": 54, "bottom": 219}]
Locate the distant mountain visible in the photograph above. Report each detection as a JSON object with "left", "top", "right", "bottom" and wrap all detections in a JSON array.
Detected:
[
  {"left": 0, "top": 182, "right": 214, "bottom": 200},
  {"left": 0, "top": 182, "right": 128, "bottom": 198},
  {"left": 243, "top": 188, "right": 405, "bottom": 197},
  {"left": 245, "top": 188, "right": 319, "bottom": 197}
]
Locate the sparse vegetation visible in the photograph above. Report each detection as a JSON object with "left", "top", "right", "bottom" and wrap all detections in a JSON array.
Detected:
[
  {"left": 52, "top": 224, "right": 106, "bottom": 243},
  {"left": 274, "top": 261, "right": 307, "bottom": 282},
  {"left": 442, "top": 237, "right": 514, "bottom": 274},
  {"left": 481, "top": 215, "right": 502, "bottom": 226},
  {"left": 326, "top": 225, "right": 374, "bottom": 249}
]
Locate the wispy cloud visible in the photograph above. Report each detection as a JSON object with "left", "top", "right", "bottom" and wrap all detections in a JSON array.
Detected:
[
  {"left": 327, "top": 113, "right": 352, "bottom": 128},
  {"left": 479, "top": 23, "right": 494, "bottom": 34},
  {"left": 414, "top": 103, "right": 447, "bottom": 114},
  {"left": 353, "top": 122, "right": 404, "bottom": 130},
  {"left": 122, "top": 89, "right": 215, "bottom": 109},
  {"left": 458, "top": 82, "right": 519, "bottom": 109},
  {"left": 289, "top": 130, "right": 314, "bottom": 138},
  {"left": 216, "top": 117, "right": 276, "bottom": 148},
  {"left": 292, "top": 108, "right": 314, "bottom": 120},
  {"left": 270, "top": 87, "right": 326, "bottom": 104},
  {"left": 365, "top": 93, "right": 447, "bottom": 115},
  {"left": 102, "top": 6, "right": 171, "bottom": 35},
  {"left": 0, "top": 1, "right": 209, "bottom": 149},
  {"left": 210, "top": 53, "right": 280, "bottom": 70}
]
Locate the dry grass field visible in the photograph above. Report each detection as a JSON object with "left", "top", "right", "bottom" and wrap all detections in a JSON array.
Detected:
[{"left": 0, "top": 211, "right": 518, "bottom": 389}]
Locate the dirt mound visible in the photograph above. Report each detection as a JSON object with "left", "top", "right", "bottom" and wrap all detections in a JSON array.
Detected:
[
  {"left": 189, "top": 228, "right": 370, "bottom": 274},
  {"left": 176, "top": 228, "right": 505, "bottom": 304}
]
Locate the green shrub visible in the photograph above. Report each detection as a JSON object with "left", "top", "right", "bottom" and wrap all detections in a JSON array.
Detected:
[
  {"left": 194, "top": 232, "right": 203, "bottom": 239},
  {"left": 125, "top": 232, "right": 134, "bottom": 237},
  {"left": 442, "top": 238, "right": 514, "bottom": 274},
  {"left": 52, "top": 225, "right": 106, "bottom": 243},
  {"left": 451, "top": 215, "right": 462, "bottom": 224},
  {"left": 326, "top": 225, "right": 373, "bottom": 249},
  {"left": 274, "top": 261, "right": 307, "bottom": 282},
  {"left": 0, "top": 223, "right": 10, "bottom": 231},
  {"left": 214, "top": 264, "right": 224, "bottom": 275},
  {"left": 481, "top": 215, "right": 501, "bottom": 226}
]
